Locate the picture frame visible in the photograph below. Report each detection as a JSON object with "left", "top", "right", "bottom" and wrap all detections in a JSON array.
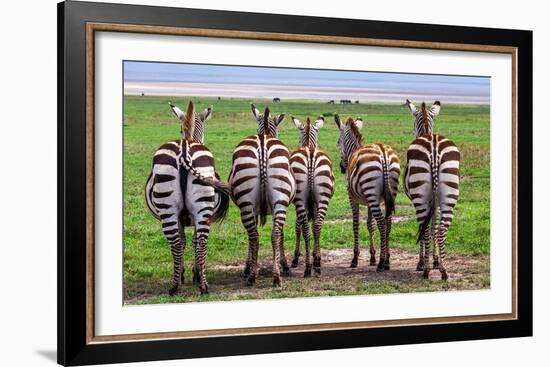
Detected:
[{"left": 58, "top": 0, "right": 533, "bottom": 365}]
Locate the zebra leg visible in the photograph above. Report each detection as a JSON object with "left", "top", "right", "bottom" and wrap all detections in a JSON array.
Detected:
[
  {"left": 291, "top": 219, "right": 301, "bottom": 268},
  {"left": 371, "top": 207, "right": 388, "bottom": 272},
  {"left": 313, "top": 206, "right": 327, "bottom": 275},
  {"left": 239, "top": 210, "right": 259, "bottom": 282},
  {"left": 300, "top": 214, "right": 312, "bottom": 278},
  {"left": 178, "top": 223, "right": 187, "bottom": 284},
  {"left": 191, "top": 232, "right": 199, "bottom": 284},
  {"left": 194, "top": 231, "right": 210, "bottom": 294},
  {"left": 415, "top": 212, "right": 431, "bottom": 272},
  {"left": 366, "top": 208, "right": 377, "bottom": 266},
  {"left": 164, "top": 217, "right": 184, "bottom": 296},
  {"left": 436, "top": 221, "right": 451, "bottom": 281},
  {"left": 271, "top": 203, "right": 289, "bottom": 286},
  {"left": 432, "top": 207, "right": 440, "bottom": 269},
  {"left": 245, "top": 226, "right": 260, "bottom": 286},
  {"left": 350, "top": 199, "right": 360, "bottom": 268},
  {"left": 167, "top": 236, "right": 184, "bottom": 296},
  {"left": 384, "top": 215, "right": 392, "bottom": 270},
  {"left": 421, "top": 228, "right": 431, "bottom": 279},
  {"left": 279, "top": 227, "right": 291, "bottom": 276}
]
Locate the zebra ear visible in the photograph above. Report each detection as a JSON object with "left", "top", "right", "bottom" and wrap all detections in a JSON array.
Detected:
[
  {"left": 292, "top": 116, "right": 303, "bottom": 129},
  {"left": 275, "top": 114, "right": 285, "bottom": 126},
  {"left": 334, "top": 114, "right": 341, "bottom": 129},
  {"left": 169, "top": 102, "right": 184, "bottom": 120},
  {"left": 314, "top": 116, "right": 324, "bottom": 129},
  {"left": 430, "top": 101, "right": 441, "bottom": 117},
  {"left": 199, "top": 106, "right": 213, "bottom": 122},
  {"left": 405, "top": 99, "right": 417, "bottom": 115},
  {"left": 251, "top": 103, "right": 261, "bottom": 121},
  {"left": 354, "top": 118, "right": 364, "bottom": 130}
]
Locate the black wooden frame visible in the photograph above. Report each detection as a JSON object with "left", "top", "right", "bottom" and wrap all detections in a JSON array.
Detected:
[{"left": 58, "top": 1, "right": 533, "bottom": 365}]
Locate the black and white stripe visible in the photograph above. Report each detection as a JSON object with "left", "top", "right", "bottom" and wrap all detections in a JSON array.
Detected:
[
  {"left": 228, "top": 104, "right": 296, "bottom": 286},
  {"left": 403, "top": 100, "right": 460, "bottom": 280},
  {"left": 145, "top": 101, "right": 229, "bottom": 295},
  {"left": 334, "top": 114, "right": 400, "bottom": 270},
  {"left": 289, "top": 116, "right": 335, "bottom": 276}
]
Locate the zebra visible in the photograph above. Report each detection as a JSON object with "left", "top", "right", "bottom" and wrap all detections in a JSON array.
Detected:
[
  {"left": 228, "top": 104, "right": 296, "bottom": 286},
  {"left": 289, "top": 116, "right": 335, "bottom": 276},
  {"left": 334, "top": 114, "right": 400, "bottom": 270},
  {"left": 145, "top": 101, "right": 230, "bottom": 295},
  {"left": 403, "top": 100, "right": 460, "bottom": 280}
]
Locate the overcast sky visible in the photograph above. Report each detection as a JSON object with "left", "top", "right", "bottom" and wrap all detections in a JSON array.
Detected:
[{"left": 124, "top": 61, "right": 490, "bottom": 104}]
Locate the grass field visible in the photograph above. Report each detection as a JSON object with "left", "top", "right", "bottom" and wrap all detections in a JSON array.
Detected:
[{"left": 123, "top": 95, "right": 490, "bottom": 304}]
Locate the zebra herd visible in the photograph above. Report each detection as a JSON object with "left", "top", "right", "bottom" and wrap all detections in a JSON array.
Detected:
[{"left": 145, "top": 99, "right": 460, "bottom": 295}]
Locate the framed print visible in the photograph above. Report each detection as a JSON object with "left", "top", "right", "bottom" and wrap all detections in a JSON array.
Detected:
[{"left": 57, "top": 0, "right": 533, "bottom": 365}]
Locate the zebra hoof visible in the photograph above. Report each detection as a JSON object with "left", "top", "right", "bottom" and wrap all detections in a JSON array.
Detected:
[
  {"left": 376, "top": 264, "right": 385, "bottom": 272},
  {"left": 273, "top": 276, "right": 282, "bottom": 287},
  {"left": 304, "top": 266, "right": 312, "bottom": 278},
  {"left": 281, "top": 267, "right": 292, "bottom": 277},
  {"left": 441, "top": 270, "right": 448, "bottom": 281},
  {"left": 199, "top": 284, "right": 209, "bottom": 295},
  {"left": 314, "top": 267, "right": 321, "bottom": 276},
  {"left": 350, "top": 261, "right": 358, "bottom": 268},
  {"left": 416, "top": 262, "right": 424, "bottom": 271},
  {"left": 241, "top": 267, "right": 251, "bottom": 278},
  {"left": 422, "top": 269, "right": 430, "bottom": 279},
  {"left": 433, "top": 261, "right": 440, "bottom": 269},
  {"left": 369, "top": 259, "right": 377, "bottom": 266},
  {"left": 246, "top": 275, "right": 256, "bottom": 286},
  {"left": 291, "top": 258, "right": 299, "bottom": 268},
  {"left": 168, "top": 285, "right": 178, "bottom": 296}
]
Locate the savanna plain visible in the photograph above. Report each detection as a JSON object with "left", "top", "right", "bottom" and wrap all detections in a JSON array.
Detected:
[{"left": 124, "top": 96, "right": 490, "bottom": 304}]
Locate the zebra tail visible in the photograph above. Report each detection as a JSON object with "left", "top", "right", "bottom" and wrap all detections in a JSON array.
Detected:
[
  {"left": 416, "top": 140, "right": 438, "bottom": 243},
  {"left": 144, "top": 171, "right": 160, "bottom": 220},
  {"left": 380, "top": 147, "right": 395, "bottom": 219},
  {"left": 306, "top": 155, "right": 314, "bottom": 221},
  {"left": 259, "top": 149, "right": 268, "bottom": 226},
  {"left": 210, "top": 172, "right": 230, "bottom": 224}
]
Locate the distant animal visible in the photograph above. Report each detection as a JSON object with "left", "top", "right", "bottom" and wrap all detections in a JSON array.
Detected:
[
  {"left": 290, "top": 116, "right": 335, "bottom": 276},
  {"left": 327, "top": 100, "right": 335, "bottom": 104},
  {"left": 141, "top": 92, "right": 145, "bottom": 97},
  {"left": 403, "top": 100, "right": 460, "bottom": 280},
  {"left": 218, "top": 96, "right": 221, "bottom": 100},
  {"left": 145, "top": 101, "right": 230, "bottom": 295},
  {"left": 228, "top": 104, "right": 295, "bottom": 286},
  {"left": 334, "top": 114, "right": 400, "bottom": 270},
  {"left": 355, "top": 100, "right": 360, "bottom": 104},
  {"left": 340, "top": 99, "right": 352, "bottom": 104},
  {"left": 273, "top": 97, "right": 281, "bottom": 102}
]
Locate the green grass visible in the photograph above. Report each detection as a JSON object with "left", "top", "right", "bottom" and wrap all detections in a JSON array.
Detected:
[{"left": 123, "top": 95, "right": 490, "bottom": 303}]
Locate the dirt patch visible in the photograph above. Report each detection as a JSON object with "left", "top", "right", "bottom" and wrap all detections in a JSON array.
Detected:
[
  {"left": 125, "top": 248, "right": 489, "bottom": 304},
  {"left": 325, "top": 215, "right": 412, "bottom": 225}
]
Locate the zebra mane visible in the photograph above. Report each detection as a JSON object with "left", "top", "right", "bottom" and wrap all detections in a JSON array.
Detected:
[
  {"left": 346, "top": 117, "right": 364, "bottom": 146},
  {"left": 262, "top": 106, "right": 273, "bottom": 136},
  {"left": 421, "top": 102, "right": 430, "bottom": 135},
  {"left": 182, "top": 101, "right": 195, "bottom": 140},
  {"left": 303, "top": 117, "right": 313, "bottom": 147}
]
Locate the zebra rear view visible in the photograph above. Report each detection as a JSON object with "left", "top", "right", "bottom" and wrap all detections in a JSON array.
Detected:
[
  {"left": 403, "top": 100, "right": 461, "bottom": 280},
  {"left": 145, "top": 101, "right": 230, "bottom": 295},
  {"left": 229, "top": 104, "right": 296, "bottom": 286},
  {"left": 290, "top": 116, "right": 335, "bottom": 276},
  {"left": 334, "top": 114, "right": 401, "bottom": 271}
]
